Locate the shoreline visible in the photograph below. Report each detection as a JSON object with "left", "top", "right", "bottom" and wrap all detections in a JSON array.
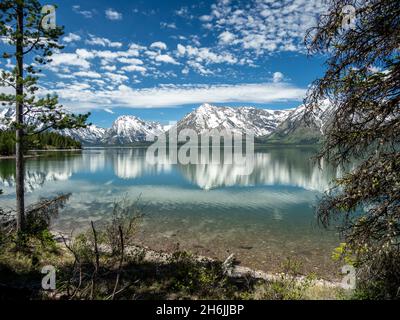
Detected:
[
  {"left": 0, "top": 154, "right": 37, "bottom": 160},
  {"left": 52, "top": 231, "right": 346, "bottom": 291},
  {"left": 0, "top": 149, "right": 82, "bottom": 160}
]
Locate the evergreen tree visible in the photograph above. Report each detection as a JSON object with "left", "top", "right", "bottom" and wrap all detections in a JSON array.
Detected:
[
  {"left": 0, "top": 1, "right": 89, "bottom": 232},
  {"left": 305, "top": 0, "right": 399, "bottom": 298}
]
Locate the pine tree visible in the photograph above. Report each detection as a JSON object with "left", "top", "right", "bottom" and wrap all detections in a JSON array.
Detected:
[
  {"left": 0, "top": 1, "right": 89, "bottom": 232},
  {"left": 305, "top": 0, "right": 399, "bottom": 297}
]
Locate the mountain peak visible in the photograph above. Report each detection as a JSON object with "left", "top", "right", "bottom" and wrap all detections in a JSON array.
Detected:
[
  {"left": 197, "top": 103, "right": 216, "bottom": 111},
  {"left": 175, "top": 103, "right": 294, "bottom": 137},
  {"left": 1, "top": 101, "right": 334, "bottom": 145},
  {"left": 106, "top": 114, "right": 163, "bottom": 144},
  {"left": 115, "top": 115, "right": 141, "bottom": 122}
]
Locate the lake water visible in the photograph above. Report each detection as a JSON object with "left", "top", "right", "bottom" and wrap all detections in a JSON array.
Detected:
[{"left": 0, "top": 147, "right": 342, "bottom": 279}]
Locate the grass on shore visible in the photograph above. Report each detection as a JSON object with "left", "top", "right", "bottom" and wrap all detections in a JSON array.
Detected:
[
  {"left": 0, "top": 196, "right": 348, "bottom": 300},
  {"left": 0, "top": 231, "right": 347, "bottom": 300}
]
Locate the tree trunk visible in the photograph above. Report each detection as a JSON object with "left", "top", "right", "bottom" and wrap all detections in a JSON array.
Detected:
[{"left": 15, "top": 2, "right": 25, "bottom": 232}]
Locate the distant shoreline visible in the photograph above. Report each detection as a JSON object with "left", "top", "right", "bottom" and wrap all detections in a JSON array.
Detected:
[
  {"left": 0, "top": 143, "right": 320, "bottom": 159},
  {"left": 82, "top": 143, "right": 320, "bottom": 149},
  {"left": 0, "top": 148, "right": 82, "bottom": 160}
]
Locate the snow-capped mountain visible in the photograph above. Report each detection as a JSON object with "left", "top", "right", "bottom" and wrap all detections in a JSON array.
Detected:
[
  {"left": 0, "top": 108, "right": 163, "bottom": 145},
  {"left": 0, "top": 108, "right": 15, "bottom": 130},
  {"left": 0, "top": 107, "right": 107, "bottom": 144},
  {"left": 0, "top": 108, "right": 46, "bottom": 131},
  {"left": 102, "top": 115, "right": 164, "bottom": 144},
  {"left": 265, "top": 99, "right": 335, "bottom": 144},
  {"left": 1, "top": 101, "right": 335, "bottom": 145},
  {"left": 172, "top": 103, "right": 293, "bottom": 137},
  {"left": 61, "top": 125, "right": 107, "bottom": 145}
]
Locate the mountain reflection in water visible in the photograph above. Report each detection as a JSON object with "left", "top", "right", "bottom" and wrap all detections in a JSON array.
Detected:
[{"left": 0, "top": 147, "right": 342, "bottom": 279}]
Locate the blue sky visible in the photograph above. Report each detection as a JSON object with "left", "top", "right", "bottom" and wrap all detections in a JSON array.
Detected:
[{"left": 1, "top": 0, "right": 329, "bottom": 127}]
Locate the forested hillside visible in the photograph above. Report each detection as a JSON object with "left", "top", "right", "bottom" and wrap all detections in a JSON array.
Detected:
[{"left": 0, "top": 131, "right": 82, "bottom": 156}]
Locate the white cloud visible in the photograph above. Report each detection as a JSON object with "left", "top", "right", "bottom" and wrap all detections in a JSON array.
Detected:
[
  {"left": 128, "top": 43, "right": 147, "bottom": 53},
  {"left": 150, "top": 41, "right": 167, "bottom": 50},
  {"left": 187, "top": 61, "right": 213, "bottom": 75},
  {"left": 178, "top": 45, "right": 237, "bottom": 65},
  {"left": 218, "top": 31, "right": 236, "bottom": 44},
  {"left": 104, "top": 108, "right": 114, "bottom": 114},
  {"left": 155, "top": 54, "right": 179, "bottom": 65},
  {"left": 73, "top": 71, "right": 102, "bottom": 78},
  {"left": 105, "top": 8, "right": 123, "bottom": 21},
  {"left": 121, "top": 65, "right": 147, "bottom": 73},
  {"left": 104, "top": 72, "right": 128, "bottom": 83},
  {"left": 273, "top": 72, "right": 284, "bottom": 83},
  {"left": 51, "top": 82, "right": 306, "bottom": 111},
  {"left": 118, "top": 57, "right": 144, "bottom": 65},
  {"left": 160, "top": 22, "right": 177, "bottom": 29},
  {"left": 204, "top": 0, "right": 329, "bottom": 54},
  {"left": 49, "top": 52, "right": 91, "bottom": 69},
  {"left": 63, "top": 33, "right": 81, "bottom": 43},
  {"left": 199, "top": 15, "right": 213, "bottom": 22},
  {"left": 175, "top": 7, "right": 193, "bottom": 19},
  {"left": 86, "top": 35, "right": 123, "bottom": 48},
  {"left": 72, "top": 5, "right": 95, "bottom": 19},
  {"left": 182, "top": 67, "right": 190, "bottom": 75},
  {"left": 177, "top": 44, "right": 186, "bottom": 55},
  {"left": 75, "top": 48, "right": 95, "bottom": 59},
  {"left": 101, "top": 65, "right": 117, "bottom": 72}
]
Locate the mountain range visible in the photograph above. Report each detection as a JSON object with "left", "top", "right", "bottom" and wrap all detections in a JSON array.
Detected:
[
  {"left": 172, "top": 103, "right": 292, "bottom": 137},
  {"left": 0, "top": 101, "right": 334, "bottom": 145}
]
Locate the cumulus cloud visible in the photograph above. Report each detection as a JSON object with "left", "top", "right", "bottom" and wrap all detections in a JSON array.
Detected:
[
  {"left": 187, "top": 61, "right": 213, "bottom": 75},
  {"left": 49, "top": 52, "right": 91, "bottom": 70},
  {"left": 121, "top": 65, "right": 147, "bottom": 73},
  {"left": 86, "top": 35, "right": 123, "bottom": 48},
  {"left": 155, "top": 54, "right": 179, "bottom": 65},
  {"left": 204, "top": 0, "right": 328, "bottom": 54},
  {"left": 72, "top": 5, "right": 95, "bottom": 19},
  {"left": 104, "top": 72, "right": 128, "bottom": 83},
  {"left": 118, "top": 57, "right": 144, "bottom": 65},
  {"left": 175, "top": 6, "right": 194, "bottom": 19},
  {"left": 160, "top": 22, "right": 177, "bottom": 29},
  {"left": 150, "top": 41, "right": 167, "bottom": 50},
  {"left": 177, "top": 45, "right": 237, "bottom": 65},
  {"left": 199, "top": 15, "right": 213, "bottom": 22},
  {"left": 218, "top": 31, "right": 236, "bottom": 44},
  {"left": 177, "top": 44, "right": 186, "bottom": 55},
  {"left": 105, "top": 8, "right": 123, "bottom": 21},
  {"left": 101, "top": 65, "right": 117, "bottom": 72},
  {"left": 273, "top": 72, "right": 284, "bottom": 83},
  {"left": 63, "top": 33, "right": 81, "bottom": 43},
  {"left": 73, "top": 71, "right": 102, "bottom": 78}
]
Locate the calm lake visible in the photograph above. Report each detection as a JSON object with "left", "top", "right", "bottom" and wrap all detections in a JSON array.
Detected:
[{"left": 0, "top": 147, "right": 342, "bottom": 279}]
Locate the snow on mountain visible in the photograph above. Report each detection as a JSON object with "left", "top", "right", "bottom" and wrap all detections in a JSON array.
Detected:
[
  {"left": 0, "top": 107, "right": 107, "bottom": 144},
  {"left": 0, "top": 108, "right": 46, "bottom": 131},
  {"left": 1, "top": 101, "right": 335, "bottom": 145},
  {"left": 0, "top": 108, "right": 164, "bottom": 145},
  {"left": 61, "top": 125, "right": 107, "bottom": 145},
  {"left": 0, "top": 108, "right": 15, "bottom": 130},
  {"left": 102, "top": 115, "right": 164, "bottom": 144},
  {"left": 266, "top": 99, "right": 335, "bottom": 144},
  {"left": 172, "top": 103, "right": 293, "bottom": 137}
]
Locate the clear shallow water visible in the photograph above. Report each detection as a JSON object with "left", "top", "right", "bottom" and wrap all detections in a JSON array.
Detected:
[{"left": 0, "top": 147, "right": 342, "bottom": 279}]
